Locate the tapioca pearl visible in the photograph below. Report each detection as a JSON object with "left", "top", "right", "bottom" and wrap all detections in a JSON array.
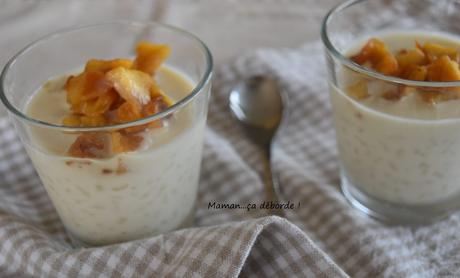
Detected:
[
  {"left": 75, "top": 186, "right": 91, "bottom": 197},
  {"left": 112, "top": 184, "right": 129, "bottom": 192},
  {"left": 418, "top": 162, "right": 430, "bottom": 175},
  {"left": 401, "top": 180, "right": 410, "bottom": 186},
  {"left": 388, "top": 162, "right": 398, "bottom": 172},
  {"left": 379, "top": 142, "right": 391, "bottom": 152},
  {"left": 395, "top": 148, "right": 405, "bottom": 157},
  {"left": 368, "top": 171, "right": 376, "bottom": 179},
  {"left": 424, "top": 179, "right": 435, "bottom": 187},
  {"left": 40, "top": 174, "right": 50, "bottom": 184},
  {"left": 362, "top": 146, "right": 372, "bottom": 156},
  {"left": 54, "top": 177, "right": 64, "bottom": 184},
  {"left": 166, "top": 161, "right": 175, "bottom": 169},
  {"left": 352, "top": 147, "right": 360, "bottom": 156},
  {"left": 353, "top": 134, "right": 367, "bottom": 146},
  {"left": 91, "top": 203, "right": 107, "bottom": 210},
  {"left": 442, "top": 183, "right": 455, "bottom": 191},
  {"left": 412, "top": 149, "right": 425, "bottom": 157},
  {"left": 139, "top": 190, "right": 152, "bottom": 200},
  {"left": 162, "top": 194, "right": 169, "bottom": 204},
  {"left": 109, "top": 199, "right": 121, "bottom": 211},
  {"left": 145, "top": 193, "right": 157, "bottom": 204},
  {"left": 47, "top": 183, "right": 56, "bottom": 191},
  {"left": 171, "top": 210, "right": 178, "bottom": 220},
  {"left": 110, "top": 194, "right": 124, "bottom": 203},
  {"left": 117, "top": 217, "right": 127, "bottom": 224},
  {"left": 372, "top": 156, "right": 382, "bottom": 163},
  {"left": 433, "top": 171, "right": 444, "bottom": 179},
  {"left": 131, "top": 204, "right": 143, "bottom": 213},
  {"left": 83, "top": 209, "right": 96, "bottom": 216},
  {"left": 440, "top": 148, "right": 450, "bottom": 155}
]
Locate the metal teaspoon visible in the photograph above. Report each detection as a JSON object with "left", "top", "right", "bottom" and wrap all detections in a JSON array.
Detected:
[{"left": 229, "top": 76, "right": 286, "bottom": 217}]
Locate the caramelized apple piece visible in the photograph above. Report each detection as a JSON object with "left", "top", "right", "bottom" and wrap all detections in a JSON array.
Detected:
[
  {"left": 75, "top": 89, "right": 118, "bottom": 116},
  {"left": 402, "top": 65, "right": 427, "bottom": 81},
  {"left": 346, "top": 81, "right": 369, "bottom": 100},
  {"left": 85, "top": 59, "right": 133, "bottom": 73},
  {"left": 106, "top": 67, "right": 154, "bottom": 110},
  {"left": 142, "top": 96, "right": 169, "bottom": 116},
  {"left": 382, "top": 90, "right": 402, "bottom": 101},
  {"left": 426, "top": 55, "right": 460, "bottom": 82},
  {"left": 396, "top": 48, "right": 426, "bottom": 73},
  {"left": 419, "top": 90, "right": 460, "bottom": 104},
  {"left": 115, "top": 101, "right": 142, "bottom": 122},
  {"left": 115, "top": 102, "right": 146, "bottom": 133},
  {"left": 66, "top": 71, "right": 113, "bottom": 111},
  {"left": 382, "top": 86, "right": 415, "bottom": 101},
  {"left": 66, "top": 74, "right": 86, "bottom": 107},
  {"left": 143, "top": 96, "right": 171, "bottom": 128},
  {"left": 62, "top": 115, "right": 81, "bottom": 127},
  {"left": 149, "top": 81, "right": 165, "bottom": 98},
  {"left": 68, "top": 133, "right": 110, "bottom": 158},
  {"left": 351, "top": 38, "right": 399, "bottom": 75},
  {"left": 80, "top": 115, "right": 107, "bottom": 127},
  {"left": 422, "top": 43, "right": 458, "bottom": 63},
  {"left": 133, "top": 42, "right": 171, "bottom": 75},
  {"left": 111, "top": 132, "right": 143, "bottom": 153}
]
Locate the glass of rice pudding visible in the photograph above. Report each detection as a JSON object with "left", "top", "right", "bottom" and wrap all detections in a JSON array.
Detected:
[
  {"left": 322, "top": 0, "right": 460, "bottom": 223},
  {"left": 0, "top": 22, "right": 212, "bottom": 246}
]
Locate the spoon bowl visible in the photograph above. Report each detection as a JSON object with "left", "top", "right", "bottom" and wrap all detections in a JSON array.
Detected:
[
  {"left": 229, "top": 76, "right": 284, "bottom": 131},
  {"left": 229, "top": 75, "right": 287, "bottom": 216}
]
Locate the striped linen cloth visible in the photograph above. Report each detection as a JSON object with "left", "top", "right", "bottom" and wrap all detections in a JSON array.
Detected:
[{"left": 0, "top": 41, "right": 459, "bottom": 277}]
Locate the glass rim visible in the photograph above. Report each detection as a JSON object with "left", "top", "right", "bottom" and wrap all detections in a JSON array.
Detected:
[
  {"left": 320, "top": 0, "right": 460, "bottom": 88},
  {"left": 0, "top": 21, "right": 213, "bottom": 132}
]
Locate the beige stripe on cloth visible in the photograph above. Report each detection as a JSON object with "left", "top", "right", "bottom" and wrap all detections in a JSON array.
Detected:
[{"left": 0, "top": 42, "right": 459, "bottom": 277}]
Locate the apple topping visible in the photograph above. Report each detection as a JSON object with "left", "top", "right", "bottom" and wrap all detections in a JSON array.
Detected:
[
  {"left": 350, "top": 38, "right": 460, "bottom": 104},
  {"left": 62, "top": 41, "right": 173, "bottom": 158},
  {"left": 106, "top": 67, "right": 154, "bottom": 110},
  {"left": 133, "top": 42, "right": 171, "bottom": 75},
  {"left": 350, "top": 38, "right": 399, "bottom": 76},
  {"left": 68, "top": 133, "right": 110, "bottom": 159}
]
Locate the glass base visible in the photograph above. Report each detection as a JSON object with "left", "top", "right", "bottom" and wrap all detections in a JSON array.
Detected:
[
  {"left": 340, "top": 172, "right": 458, "bottom": 225},
  {"left": 68, "top": 207, "right": 196, "bottom": 248}
]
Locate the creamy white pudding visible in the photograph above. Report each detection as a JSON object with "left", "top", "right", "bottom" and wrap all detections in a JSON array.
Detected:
[
  {"left": 331, "top": 32, "right": 460, "bottom": 205},
  {"left": 25, "top": 66, "right": 206, "bottom": 246}
]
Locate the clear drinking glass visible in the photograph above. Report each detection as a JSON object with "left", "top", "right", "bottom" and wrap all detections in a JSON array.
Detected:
[
  {"left": 322, "top": 0, "right": 460, "bottom": 223},
  {"left": 0, "top": 22, "right": 212, "bottom": 246}
]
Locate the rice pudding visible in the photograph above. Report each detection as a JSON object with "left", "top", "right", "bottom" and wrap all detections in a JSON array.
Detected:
[
  {"left": 331, "top": 32, "right": 460, "bottom": 206},
  {"left": 24, "top": 43, "right": 207, "bottom": 246}
]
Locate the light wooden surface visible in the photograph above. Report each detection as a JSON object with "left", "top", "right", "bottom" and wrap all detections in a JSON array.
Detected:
[{"left": 0, "top": 0, "right": 340, "bottom": 117}]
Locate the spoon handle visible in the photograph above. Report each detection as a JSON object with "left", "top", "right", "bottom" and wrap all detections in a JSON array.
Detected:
[{"left": 262, "top": 146, "right": 284, "bottom": 217}]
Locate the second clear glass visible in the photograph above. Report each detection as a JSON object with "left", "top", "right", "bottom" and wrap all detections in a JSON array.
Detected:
[{"left": 322, "top": 0, "right": 460, "bottom": 224}]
